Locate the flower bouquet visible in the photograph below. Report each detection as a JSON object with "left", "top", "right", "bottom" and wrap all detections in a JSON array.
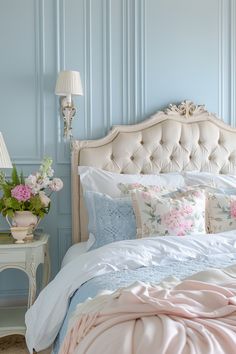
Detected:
[{"left": 0, "top": 157, "right": 63, "bottom": 238}]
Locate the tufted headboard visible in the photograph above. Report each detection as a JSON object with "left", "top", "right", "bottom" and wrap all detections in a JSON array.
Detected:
[{"left": 71, "top": 100, "right": 236, "bottom": 243}]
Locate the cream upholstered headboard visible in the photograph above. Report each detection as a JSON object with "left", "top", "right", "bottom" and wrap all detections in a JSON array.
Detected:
[{"left": 71, "top": 100, "right": 236, "bottom": 244}]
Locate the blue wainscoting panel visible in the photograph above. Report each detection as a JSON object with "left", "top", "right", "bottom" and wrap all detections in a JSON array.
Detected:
[
  {"left": 0, "top": 0, "right": 44, "bottom": 163},
  {"left": 0, "top": 0, "right": 235, "bottom": 304}
]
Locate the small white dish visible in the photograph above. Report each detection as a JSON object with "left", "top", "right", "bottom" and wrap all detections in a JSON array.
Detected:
[{"left": 10, "top": 227, "right": 29, "bottom": 243}]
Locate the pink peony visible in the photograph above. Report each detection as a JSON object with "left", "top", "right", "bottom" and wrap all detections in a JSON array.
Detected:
[{"left": 11, "top": 184, "right": 32, "bottom": 202}]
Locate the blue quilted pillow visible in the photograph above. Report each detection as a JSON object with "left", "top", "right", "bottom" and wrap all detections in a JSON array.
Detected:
[{"left": 84, "top": 191, "right": 136, "bottom": 250}]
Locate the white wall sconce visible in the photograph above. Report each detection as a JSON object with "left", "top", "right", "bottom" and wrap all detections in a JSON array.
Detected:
[{"left": 55, "top": 70, "right": 83, "bottom": 140}]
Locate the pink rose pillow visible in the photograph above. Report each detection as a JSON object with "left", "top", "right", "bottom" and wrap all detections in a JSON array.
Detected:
[{"left": 131, "top": 189, "right": 206, "bottom": 237}]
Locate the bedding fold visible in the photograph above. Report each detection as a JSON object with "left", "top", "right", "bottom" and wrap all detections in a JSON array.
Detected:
[{"left": 60, "top": 270, "right": 236, "bottom": 354}]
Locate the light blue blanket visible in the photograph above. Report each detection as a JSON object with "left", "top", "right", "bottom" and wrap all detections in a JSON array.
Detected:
[{"left": 53, "top": 254, "right": 236, "bottom": 353}]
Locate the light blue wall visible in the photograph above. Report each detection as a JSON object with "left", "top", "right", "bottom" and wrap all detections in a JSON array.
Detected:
[{"left": 0, "top": 0, "right": 235, "bottom": 303}]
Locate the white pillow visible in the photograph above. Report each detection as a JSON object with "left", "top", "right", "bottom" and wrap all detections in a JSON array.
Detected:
[
  {"left": 78, "top": 166, "right": 185, "bottom": 197},
  {"left": 183, "top": 171, "right": 236, "bottom": 189}
]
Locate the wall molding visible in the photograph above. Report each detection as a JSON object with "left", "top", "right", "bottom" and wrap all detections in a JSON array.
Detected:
[
  {"left": 218, "top": 0, "right": 224, "bottom": 119},
  {"left": 218, "top": 0, "right": 232, "bottom": 124},
  {"left": 140, "top": 0, "right": 146, "bottom": 118},
  {"left": 57, "top": 175, "right": 71, "bottom": 216},
  {"left": 55, "top": 0, "right": 71, "bottom": 164},
  {"left": 13, "top": 0, "right": 45, "bottom": 164},
  {"left": 121, "top": 0, "right": 134, "bottom": 123},
  {"left": 217, "top": 0, "right": 236, "bottom": 126},
  {"left": 57, "top": 227, "right": 72, "bottom": 269},
  {"left": 55, "top": 0, "right": 147, "bottom": 137},
  {"left": 134, "top": 0, "right": 138, "bottom": 122},
  {"left": 135, "top": 0, "right": 146, "bottom": 122},
  {"left": 122, "top": 0, "right": 146, "bottom": 124},
  {"left": 230, "top": 0, "right": 236, "bottom": 126},
  {"left": 122, "top": 0, "right": 127, "bottom": 123},
  {"left": 84, "top": 0, "right": 93, "bottom": 139},
  {"left": 127, "top": 0, "right": 131, "bottom": 123},
  {"left": 103, "top": 0, "right": 112, "bottom": 130}
]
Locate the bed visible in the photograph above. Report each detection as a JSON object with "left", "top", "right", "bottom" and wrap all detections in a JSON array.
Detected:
[{"left": 25, "top": 101, "right": 236, "bottom": 354}]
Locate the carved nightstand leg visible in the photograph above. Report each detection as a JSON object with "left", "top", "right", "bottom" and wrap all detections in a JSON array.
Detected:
[
  {"left": 27, "top": 263, "right": 37, "bottom": 308},
  {"left": 42, "top": 243, "right": 50, "bottom": 289}
]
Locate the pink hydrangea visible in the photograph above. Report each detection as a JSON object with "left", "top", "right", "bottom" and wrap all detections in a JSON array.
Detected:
[
  {"left": 230, "top": 200, "right": 236, "bottom": 218},
  {"left": 11, "top": 184, "right": 32, "bottom": 202}
]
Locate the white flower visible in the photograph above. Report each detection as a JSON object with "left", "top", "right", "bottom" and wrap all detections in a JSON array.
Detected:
[
  {"left": 25, "top": 174, "right": 39, "bottom": 194},
  {"left": 32, "top": 185, "right": 41, "bottom": 194},
  {"left": 37, "top": 174, "right": 50, "bottom": 189},
  {"left": 49, "top": 178, "right": 63, "bottom": 192},
  {"left": 41, "top": 177, "right": 50, "bottom": 189},
  {"left": 25, "top": 174, "right": 37, "bottom": 187},
  {"left": 39, "top": 157, "right": 53, "bottom": 177},
  {"left": 47, "top": 167, "right": 54, "bottom": 178},
  {"left": 39, "top": 191, "right": 51, "bottom": 207}
]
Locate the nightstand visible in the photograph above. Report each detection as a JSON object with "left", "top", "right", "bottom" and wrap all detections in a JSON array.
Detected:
[{"left": 0, "top": 232, "right": 50, "bottom": 338}]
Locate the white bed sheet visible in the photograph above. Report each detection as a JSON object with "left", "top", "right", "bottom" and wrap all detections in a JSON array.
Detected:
[
  {"left": 61, "top": 242, "right": 87, "bottom": 267},
  {"left": 25, "top": 231, "right": 236, "bottom": 353}
]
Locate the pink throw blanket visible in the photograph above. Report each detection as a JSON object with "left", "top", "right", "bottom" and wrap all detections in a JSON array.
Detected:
[{"left": 59, "top": 279, "right": 236, "bottom": 354}]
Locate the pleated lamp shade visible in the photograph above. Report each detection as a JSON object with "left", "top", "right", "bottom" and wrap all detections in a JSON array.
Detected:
[
  {"left": 0, "top": 132, "right": 12, "bottom": 168},
  {"left": 55, "top": 71, "right": 83, "bottom": 96}
]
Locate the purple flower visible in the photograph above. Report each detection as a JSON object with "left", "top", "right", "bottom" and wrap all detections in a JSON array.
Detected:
[{"left": 11, "top": 184, "right": 32, "bottom": 202}]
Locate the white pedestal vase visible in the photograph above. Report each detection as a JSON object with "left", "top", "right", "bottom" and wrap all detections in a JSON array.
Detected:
[{"left": 6, "top": 211, "right": 40, "bottom": 240}]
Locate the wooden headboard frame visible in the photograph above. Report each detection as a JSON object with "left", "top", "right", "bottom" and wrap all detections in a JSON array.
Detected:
[{"left": 71, "top": 100, "right": 236, "bottom": 244}]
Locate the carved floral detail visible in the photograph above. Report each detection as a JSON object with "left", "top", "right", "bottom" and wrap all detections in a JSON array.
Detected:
[{"left": 165, "top": 100, "right": 208, "bottom": 118}]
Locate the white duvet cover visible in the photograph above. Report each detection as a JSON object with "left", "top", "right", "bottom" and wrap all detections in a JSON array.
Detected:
[
  {"left": 25, "top": 231, "right": 236, "bottom": 353},
  {"left": 61, "top": 242, "right": 87, "bottom": 267}
]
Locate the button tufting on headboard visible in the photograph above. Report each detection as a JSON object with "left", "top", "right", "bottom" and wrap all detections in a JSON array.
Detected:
[{"left": 71, "top": 100, "right": 236, "bottom": 244}]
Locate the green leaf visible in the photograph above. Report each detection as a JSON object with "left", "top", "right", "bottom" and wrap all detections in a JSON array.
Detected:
[
  {"left": 4, "top": 197, "right": 21, "bottom": 210},
  {"left": 0, "top": 198, "right": 4, "bottom": 212},
  {"left": 11, "top": 165, "right": 20, "bottom": 186},
  {"left": 38, "top": 210, "right": 45, "bottom": 218},
  {"left": 0, "top": 171, "right": 6, "bottom": 188},
  {"left": 6, "top": 209, "right": 14, "bottom": 218},
  {"left": 28, "top": 195, "right": 44, "bottom": 215},
  {"left": 2, "top": 184, "right": 12, "bottom": 198},
  {"left": 20, "top": 171, "right": 25, "bottom": 184}
]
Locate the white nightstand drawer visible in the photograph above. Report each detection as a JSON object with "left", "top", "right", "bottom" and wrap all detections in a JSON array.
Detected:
[{"left": 0, "top": 250, "right": 25, "bottom": 264}]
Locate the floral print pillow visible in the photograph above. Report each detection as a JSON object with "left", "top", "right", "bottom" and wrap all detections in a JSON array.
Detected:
[
  {"left": 132, "top": 189, "right": 206, "bottom": 237},
  {"left": 207, "top": 193, "right": 236, "bottom": 233}
]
